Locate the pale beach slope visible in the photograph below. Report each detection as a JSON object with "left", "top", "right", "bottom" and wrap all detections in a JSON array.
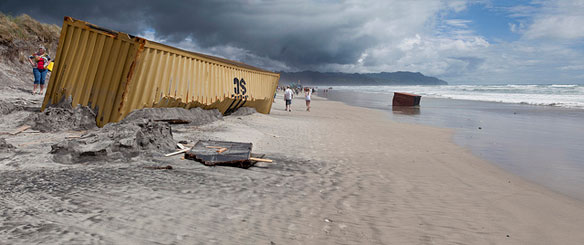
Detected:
[
  {"left": 244, "top": 94, "right": 584, "bottom": 244},
  {"left": 1, "top": 93, "right": 584, "bottom": 244}
]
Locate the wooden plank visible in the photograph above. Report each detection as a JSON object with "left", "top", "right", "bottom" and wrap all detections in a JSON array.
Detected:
[
  {"left": 205, "top": 146, "right": 223, "bottom": 149},
  {"left": 249, "top": 157, "right": 273, "bottom": 163},
  {"left": 10, "top": 125, "right": 31, "bottom": 135},
  {"left": 165, "top": 148, "right": 190, "bottom": 157},
  {"left": 154, "top": 119, "right": 191, "bottom": 124}
]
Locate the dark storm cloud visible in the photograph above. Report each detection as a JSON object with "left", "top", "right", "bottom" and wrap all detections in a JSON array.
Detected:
[
  {"left": 0, "top": 0, "right": 378, "bottom": 70},
  {"left": 7, "top": 1, "right": 582, "bottom": 83}
]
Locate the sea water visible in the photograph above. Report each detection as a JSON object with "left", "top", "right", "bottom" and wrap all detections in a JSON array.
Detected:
[
  {"left": 333, "top": 84, "right": 584, "bottom": 109},
  {"left": 324, "top": 85, "right": 584, "bottom": 201}
]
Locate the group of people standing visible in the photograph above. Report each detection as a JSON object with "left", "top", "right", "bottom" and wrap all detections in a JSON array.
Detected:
[{"left": 283, "top": 86, "right": 313, "bottom": 112}]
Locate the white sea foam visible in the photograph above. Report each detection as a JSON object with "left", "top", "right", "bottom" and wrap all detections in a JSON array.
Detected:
[{"left": 333, "top": 84, "right": 584, "bottom": 109}]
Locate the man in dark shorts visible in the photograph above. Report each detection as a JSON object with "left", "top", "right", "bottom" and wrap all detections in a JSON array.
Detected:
[{"left": 284, "top": 86, "right": 293, "bottom": 112}]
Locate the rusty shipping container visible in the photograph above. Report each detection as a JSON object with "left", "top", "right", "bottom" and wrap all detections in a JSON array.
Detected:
[
  {"left": 43, "top": 17, "right": 280, "bottom": 127},
  {"left": 392, "top": 92, "right": 421, "bottom": 106}
]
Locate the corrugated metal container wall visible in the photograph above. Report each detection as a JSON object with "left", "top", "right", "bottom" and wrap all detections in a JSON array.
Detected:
[{"left": 43, "top": 17, "right": 280, "bottom": 127}]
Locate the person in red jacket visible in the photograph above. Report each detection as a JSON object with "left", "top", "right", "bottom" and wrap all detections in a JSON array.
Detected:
[{"left": 28, "top": 47, "right": 51, "bottom": 95}]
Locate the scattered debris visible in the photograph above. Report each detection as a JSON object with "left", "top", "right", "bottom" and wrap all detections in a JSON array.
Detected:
[
  {"left": 24, "top": 98, "right": 97, "bottom": 132},
  {"left": 144, "top": 165, "right": 173, "bottom": 170},
  {"left": 186, "top": 140, "right": 252, "bottom": 167},
  {"left": 165, "top": 148, "right": 191, "bottom": 157},
  {"left": 154, "top": 119, "right": 191, "bottom": 124},
  {"left": 0, "top": 138, "right": 15, "bottom": 152},
  {"left": 249, "top": 157, "right": 273, "bottom": 163},
  {"left": 50, "top": 120, "right": 175, "bottom": 164},
  {"left": 205, "top": 146, "right": 228, "bottom": 153},
  {"left": 18, "top": 135, "right": 58, "bottom": 147},
  {"left": 0, "top": 99, "right": 22, "bottom": 115},
  {"left": 10, "top": 125, "right": 31, "bottom": 135},
  {"left": 184, "top": 140, "right": 270, "bottom": 168}
]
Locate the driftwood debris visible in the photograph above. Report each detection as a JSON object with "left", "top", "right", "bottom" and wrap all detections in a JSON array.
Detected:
[
  {"left": 249, "top": 157, "right": 273, "bottom": 163},
  {"left": 205, "top": 146, "right": 223, "bottom": 149},
  {"left": 165, "top": 148, "right": 191, "bottom": 157},
  {"left": 9, "top": 125, "right": 31, "bottom": 135},
  {"left": 154, "top": 119, "right": 191, "bottom": 124},
  {"left": 206, "top": 146, "right": 228, "bottom": 153},
  {"left": 144, "top": 165, "right": 173, "bottom": 170}
]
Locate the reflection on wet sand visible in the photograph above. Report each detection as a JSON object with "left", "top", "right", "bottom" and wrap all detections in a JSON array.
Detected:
[{"left": 392, "top": 106, "right": 420, "bottom": 115}]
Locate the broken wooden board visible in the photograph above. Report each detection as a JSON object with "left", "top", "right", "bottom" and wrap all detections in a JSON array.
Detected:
[
  {"left": 165, "top": 148, "right": 191, "bottom": 157},
  {"left": 249, "top": 157, "right": 272, "bottom": 163},
  {"left": 0, "top": 125, "right": 32, "bottom": 136},
  {"left": 6, "top": 125, "right": 31, "bottom": 135},
  {"left": 154, "top": 119, "right": 191, "bottom": 124},
  {"left": 185, "top": 140, "right": 253, "bottom": 167}
]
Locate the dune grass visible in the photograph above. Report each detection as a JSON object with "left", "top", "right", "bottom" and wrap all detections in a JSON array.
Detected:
[{"left": 0, "top": 13, "right": 60, "bottom": 63}]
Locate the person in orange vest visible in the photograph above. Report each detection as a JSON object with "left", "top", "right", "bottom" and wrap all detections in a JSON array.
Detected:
[{"left": 28, "top": 46, "right": 51, "bottom": 95}]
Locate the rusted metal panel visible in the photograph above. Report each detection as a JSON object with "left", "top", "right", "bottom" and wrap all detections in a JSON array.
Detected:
[
  {"left": 43, "top": 17, "right": 280, "bottom": 127},
  {"left": 392, "top": 92, "right": 421, "bottom": 106},
  {"left": 185, "top": 140, "right": 253, "bottom": 166}
]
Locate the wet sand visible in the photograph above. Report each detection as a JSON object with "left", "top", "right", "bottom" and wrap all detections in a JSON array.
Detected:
[
  {"left": 1, "top": 92, "right": 584, "bottom": 244},
  {"left": 325, "top": 89, "right": 584, "bottom": 201}
]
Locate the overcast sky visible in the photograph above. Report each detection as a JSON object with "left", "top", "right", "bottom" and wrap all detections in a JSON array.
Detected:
[{"left": 2, "top": 0, "right": 584, "bottom": 84}]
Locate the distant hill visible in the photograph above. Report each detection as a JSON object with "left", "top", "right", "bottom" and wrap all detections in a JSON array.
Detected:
[{"left": 278, "top": 71, "right": 448, "bottom": 85}]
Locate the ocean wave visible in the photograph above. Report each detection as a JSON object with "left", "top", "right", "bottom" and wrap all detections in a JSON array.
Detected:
[
  {"left": 550, "top": 84, "right": 578, "bottom": 88},
  {"left": 334, "top": 84, "right": 584, "bottom": 109}
]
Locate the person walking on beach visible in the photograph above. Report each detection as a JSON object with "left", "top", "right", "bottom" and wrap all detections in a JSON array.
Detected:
[
  {"left": 284, "top": 86, "right": 293, "bottom": 112},
  {"left": 28, "top": 47, "right": 51, "bottom": 95},
  {"left": 305, "top": 88, "right": 312, "bottom": 112}
]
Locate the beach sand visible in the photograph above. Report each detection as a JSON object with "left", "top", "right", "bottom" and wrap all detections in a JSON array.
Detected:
[{"left": 1, "top": 92, "right": 584, "bottom": 244}]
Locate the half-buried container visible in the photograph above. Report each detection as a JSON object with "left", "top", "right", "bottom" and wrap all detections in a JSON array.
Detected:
[{"left": 43, "top": 17, "right": 280, "bottom": 127}]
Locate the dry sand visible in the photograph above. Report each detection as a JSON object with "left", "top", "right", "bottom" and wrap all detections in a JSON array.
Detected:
[{"left": 1, "top": 91, "right": 584, "bottom": 244}]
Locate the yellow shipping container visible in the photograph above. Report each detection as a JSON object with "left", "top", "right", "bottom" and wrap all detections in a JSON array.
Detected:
[{"left": 43, "top": 17, "right": 280, "bottom": 127}]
